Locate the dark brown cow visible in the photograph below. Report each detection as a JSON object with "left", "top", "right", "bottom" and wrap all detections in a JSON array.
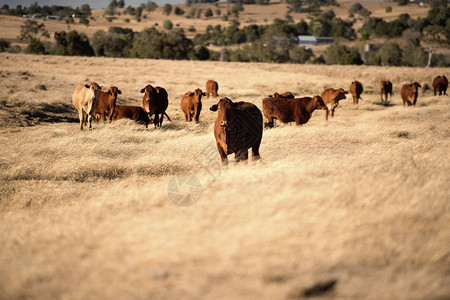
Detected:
[
  {"left": 210, "top": 98, "right": 263, "bottom": 165},
  {"left": 180, "top": 88, "right": 205, "bottom": 122},
  {"left": 262, "top": 96, "right": 326, "bottom": 128},
  {"left": 432, "top": 75, "right": 448, "bottom": 96},
  {"left": 321, "top": 88, "right": 348, "bottom": 120},
  {"left": 401, "top": 82, "right": 422, "bottom": 106},
  {"left": 111, "top": 105, "right": 150, "bottom": 127},
  {"left": 268, "top": 92, "right": 295, "bottom": 99},
  {"left": 350, "top": 81, "right": 363, "bottom": 104},
  {"left": 206, "top": 80, "right": 219, "bottom": 98},
  {"left": 141, "top": 84, "right": 171, "bottom": 127},
  {"left": 94, "top": 86, "right": 121, "bottom": 123},
  {"left": 380, "top": 80, "right": 393, "bottom": 103}
]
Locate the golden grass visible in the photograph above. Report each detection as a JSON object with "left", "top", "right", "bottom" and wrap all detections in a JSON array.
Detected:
[{"left": 0, "top": 53, "right": 449, "bottom": 299}]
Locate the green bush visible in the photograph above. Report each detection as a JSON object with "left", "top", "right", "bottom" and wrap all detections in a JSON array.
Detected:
[
  {"left": 0, "top": 39, "right": 11, "bottom": 52},
  {"left": 26, "top": 38, "right": 46, "bottom": 54},
  {"left": 385, "top": 6, "right": 392, "bottom": 13},
  {"left": 163, "top": 20, "right": 173, "bottom": 30}
]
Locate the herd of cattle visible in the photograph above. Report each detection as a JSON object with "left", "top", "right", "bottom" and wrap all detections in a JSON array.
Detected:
[{"left": 72, "top": 75, "right": 448, "bottom": 164}]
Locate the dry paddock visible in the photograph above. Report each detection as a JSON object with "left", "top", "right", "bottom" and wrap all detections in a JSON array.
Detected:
[{"left": 0, "top": 53, "right": 449, "bottom": 299}]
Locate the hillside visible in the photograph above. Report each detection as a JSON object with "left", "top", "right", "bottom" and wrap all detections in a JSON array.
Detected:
[
  {"left": 0, "top": 53, "right": 449, "bottom": 299},
  {"left": 0, "top": 0, "right": 431, "bottom": 45}
]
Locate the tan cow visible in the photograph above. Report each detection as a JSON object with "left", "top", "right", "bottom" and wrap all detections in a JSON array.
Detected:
[
  {"left": 206, "top": 80, "right": 219, "bottom": 98},
  {"left": 320, "top": 88, "right": 348, "bottom": 120},
  {"left": 401, "top": 82, "right": 421, "bottom": 106},
  {"left": 180, "top": 88, "right": 205, "bottom": 122},
  {"left": 72, "top": 82, "right": 102, "bottom": 130},
  {"left": 267, "top": 92, "right": 295, "bottom": 99}
]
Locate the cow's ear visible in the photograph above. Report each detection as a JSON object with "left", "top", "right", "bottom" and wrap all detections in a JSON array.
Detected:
[
  {"left": 189, "top": 93, "right": 194, "bottom": 97},
  {"left": 85, "top": 84, "right": 90, "bottom": 89},
  {"left": 108, "top": 90, "right": 112, "bottom": 95},
  {"left": 202, "top": 92, "right": 206, "bottom": 96},
  {"left": 140, "top": 88, "right": 145, "bottom": 93},
  {"left": 99, "top": 86, "right": 103, "bottom": 90},
  {"left": 210, "top": 104, "right": 218, "bottom": 111},
  {"left": 118, "top": 89, "right": 122, "bottom": 94}
]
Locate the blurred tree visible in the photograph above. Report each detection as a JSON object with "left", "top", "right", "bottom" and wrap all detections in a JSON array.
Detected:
[{"left": 163, "top": 4, "right": 172, "bottom": 16}]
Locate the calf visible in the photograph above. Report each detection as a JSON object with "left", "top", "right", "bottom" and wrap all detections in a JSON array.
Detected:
[
  {"left": 180, "top": 88, "right": 205, "bottom": 122},
  {"left": 380, "top": 80, "right": 393, "bottom": 103},
  {"left": 72, "top": 82, "right": 102, "bottom": 130},
  {"left": 111, "top": 105, "right": 150, "bottom": 127},
  {"left": 210, "top": 98, "right": 263, "bottom": 165},
  {"left": 141, "top": 84, "right": 171, "bottom": 127},
  {"left": 262, "top": 96, "right": 326, "bottom": 128},
  {"left": 94, "top": 86, "right": 121, "bottom": 123},
  {"left": 321, "top": 88, "right": 348, "bottom": 120},
  {"left": 206, "top": 80, "right": 219, "bottom": 98},
  {"left": 268, "top": 91, "right": 295, "bottom": 99},
  {"left": 401, "top": 82, "right": 421, "bottom": 106},
  {"left": 350, "top": 81, "right": 363, "bottom": 105},
  {"left": 432, "top": 75, "right": 448, "bottom": 96}
]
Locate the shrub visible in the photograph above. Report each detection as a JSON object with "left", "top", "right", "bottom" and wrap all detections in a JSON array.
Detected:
[
  {"left": 0, "top": 39, "right": 11, "bottom": 52},
  {"left": 163, "top": 20, "right": 173, "bottom": 30},
  {"left": 26, "top": 38, "right": 46, "bottom": 54},
  {"left": 79, "top": 17, "right": 89, "bottom": 26},
  {"left": 385, "top": 6, "right": 392, "bottom": 13},
  {"left": 324, "top": 44, "right": 363, "bottom": 65},
  {"left": 163, "top": 4, "right": 172, "bottom": 16},
  {"left": 175, "top": 7, "right": 185, "bottom": 15},
  {"left": 205, "top": 8, "right": 213, "bottom": 17},
  {"left": 188, "top": 26, "right": 196, "bottom": 32}
]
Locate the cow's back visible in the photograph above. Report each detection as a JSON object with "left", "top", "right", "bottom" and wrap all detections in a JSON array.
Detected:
[
  {"left": 321, "top": 89, "right": 337, "bottom": 105},
  {"left": 72, "top": 84, "right": 87, "bottom": 111}
]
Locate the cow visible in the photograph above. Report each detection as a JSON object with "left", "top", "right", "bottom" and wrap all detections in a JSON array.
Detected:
[
  {"left": 349, "top": 81, "right": 363, "bottom": 104},
  {"left": 72, "top": 82, "right": 102, "bottom": 130},
  {"left": 210, "top": 98, "right": 263, "bottom": 165},
  {"left": 432, "top": 75, "right": 448, "bottom": 96},
  {"left": 380, "top": 80, "right": 393, "bottom": 103},
  {"left": 262, "top": 96, "right": 326, "bottom": 128},
  {"left": 94, "top": 86, "right": 121, "bottom": 123},
  {"left": 111, "top": 105, "right": 150, "bottom": 127},
  {"left": 320, "top": 88, "right": 348, "bottom": 120},
  {"left": 401, "top": 82, "right": 422, "bottom": 106},
  {"left": 267, "top": 92, "right": 295, "bottom": 99},
  {"left": 141, "top": 84, "right": 171, "bottom": 127},
  {"left": 206, "top": 80, "right": 219, "bottom": 98},
  {"left": 180, "top": 88, "right": 205, "bottom": 122}
]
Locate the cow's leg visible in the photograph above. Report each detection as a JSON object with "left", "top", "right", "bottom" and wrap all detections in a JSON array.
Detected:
[
  {"left": 88, "top": 113, "right": 93, "bottom": 129},
  {"left": 240, "top": 150, "right": 249, "bottom": 163},
  {"left": 159, "top": 113, "right": 165, "bottom": 127},
  {"left": 251, "top": 142, "right": 261, "bottom": 161},
  {"left": 188, "top": 112, "right": 192, "bottom": 122},
  {"left": 216, "top": 143, "right": 228, "bottom": 166},
  {"left": 102, "top": 113, "right": 106, "bottom": 123},
  {"left": 325, "top": 109, "right": 329, "bottom": 121},
  {"left": 184, "top": 113, "right": 188, "bottom": 122},
  {"left": 153, "top": 114, "right": 160, "bottom": 128},
  {"left": 331, "top": 108, "right": 335, "bottom": 117},
  {"left": 79, "top": 110, "right": 84, "bottom": 130}
]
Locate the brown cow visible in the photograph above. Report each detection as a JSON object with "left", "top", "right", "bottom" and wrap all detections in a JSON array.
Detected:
[
  {"left": 206, "top": 80, "right": 219, "bottom": 98},
  {"left": 210, "top": 98, "right": 263, "bottom": 165},
  {"left": 180, "top": 88, "right": 205, "bottom": 122},
  {"left": 432, "top": 75, "right": 448, "bottom": 96},
  {"left": 350, "top": 81, "right": 363, "bottom": 104},
  {"left": 321, "top": 88, "right": 348, "bottom": 120},
  {"left": 111, "top": 105, "right": 150, "bottom": 127},
  {"left": 380, "top": 80, "right": 393, "bottom": 103},
  {"left": 72, "top": 82, "right": 102, "bottom": 130},
  {"left": 267, "top": 91, "right": 295, "bottom": 99},
  {"left": 401, "top": 82, "right": 421, "bottom": 106},
  {"left": 262, "top": 96, "right": 326, "bottom": 128},
  {"left": 141, "top": 84, "right": 171, "bottom": 127},
  {"left": 94, "top": 86, "right": 121, "bottom": 123}
]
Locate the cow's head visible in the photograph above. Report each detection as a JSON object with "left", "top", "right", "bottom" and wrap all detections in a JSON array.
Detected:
[
  {"left": 140, "top": 84, "right": 158, "bottom": 113},
  {"left": 411, "top": 82, "right": 421, "bottom": 93},
  {"left": 210, "top": 97, "right": 238, "bottom": 127},
  {"left": 84, "top": 82, "right": 102, "bottom": 103},
  {"left": 190, "top": 88, "right": 206, "bottom": 103},
  {"left": 336, "top": 88, "right": 348, "bottom": 101},
  {"left": 313, "top": 95, "right": 327, "bottom": 110},
  {"left": 107, "top": 86, "right": 121, "bottom": 115}
]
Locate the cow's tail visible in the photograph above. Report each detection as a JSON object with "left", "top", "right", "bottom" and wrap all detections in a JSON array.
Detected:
[{"left": 164, "top": 112, "right": 172, "bottom": 122}]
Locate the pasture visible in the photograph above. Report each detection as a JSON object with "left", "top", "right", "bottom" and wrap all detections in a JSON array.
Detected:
[{"left": 0, "top": 53, "right": 449, "bottom": 299}]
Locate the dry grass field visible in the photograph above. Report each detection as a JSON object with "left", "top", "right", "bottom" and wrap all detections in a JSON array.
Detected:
[{"left": 0, "top": 53, "right": 449, "bottom": 299}]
